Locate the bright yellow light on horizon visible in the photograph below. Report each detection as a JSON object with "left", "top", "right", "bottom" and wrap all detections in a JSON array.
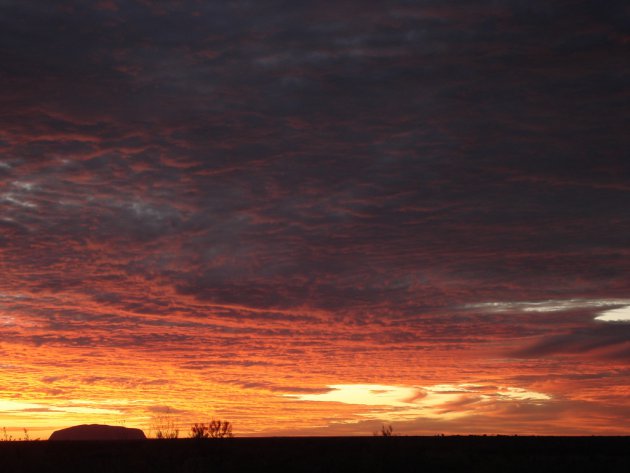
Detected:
[
  {"left": 288, "top": 384, "right": 419, "bottom": 407},
  {"left": 285, "top": 383, "right": 552, "bottom": 422}
]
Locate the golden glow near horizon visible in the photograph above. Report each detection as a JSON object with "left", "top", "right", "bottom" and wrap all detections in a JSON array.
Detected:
[
  {"left": 1, "top": 382, "right": 555, "bottom": 438},
  {"left": 1, "top": 294, "right": 629, "bottom": 438},
  {"left": 0, "top": 399, "right": 119, "bottom": 415},
  {"left": 286, "top": 384, "right": 552, "bottom": 422}
]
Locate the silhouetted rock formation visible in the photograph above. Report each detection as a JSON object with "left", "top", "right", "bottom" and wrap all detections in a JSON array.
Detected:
[{"left": 49, "top": 424, "right": 146, "bottom": 441}]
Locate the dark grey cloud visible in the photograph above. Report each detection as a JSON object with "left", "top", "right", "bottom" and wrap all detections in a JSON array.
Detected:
[{"left": 514, "top": 324, "right": 630, "bottom": 361}]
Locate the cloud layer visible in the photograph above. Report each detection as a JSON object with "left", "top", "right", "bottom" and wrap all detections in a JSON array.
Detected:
[{"left": 0, "top": 0, "right": 628, "bottom": 436}]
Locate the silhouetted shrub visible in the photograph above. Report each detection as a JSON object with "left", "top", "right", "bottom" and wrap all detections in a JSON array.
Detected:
[
  {"left": 0, "top": 427, "right": 36, "bottom": 441},
  {"left": 150, "top": 411, "right": 180, "bottom": 439},
  {"left": 1, "top": 427, "right": 12, "bottom": 441}
]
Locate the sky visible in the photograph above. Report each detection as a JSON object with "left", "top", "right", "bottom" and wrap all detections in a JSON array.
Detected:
[{"left": 0, "top": 0, "right": 628, "bottom": 438}]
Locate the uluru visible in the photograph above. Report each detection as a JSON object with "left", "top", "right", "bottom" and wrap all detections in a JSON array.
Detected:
[{"left": 49, "top": 424, "right": 146, "bottom": 441}]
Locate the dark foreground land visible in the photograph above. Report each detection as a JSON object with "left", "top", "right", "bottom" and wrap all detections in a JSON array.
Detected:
[{"left": 1, "top": 436, "right": 629, "bottom": 473}]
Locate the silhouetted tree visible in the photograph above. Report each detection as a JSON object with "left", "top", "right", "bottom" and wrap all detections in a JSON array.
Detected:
[
  {"left": 375, "top": 424, "right": 394, "bottom": 437},
  {"left": 190, "top": 419, "right": 233, "bottom": 438}
]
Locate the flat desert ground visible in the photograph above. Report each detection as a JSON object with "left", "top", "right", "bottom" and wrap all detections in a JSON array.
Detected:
[{"left": 1, "top": 436, "right": 628, "bottom": 473}]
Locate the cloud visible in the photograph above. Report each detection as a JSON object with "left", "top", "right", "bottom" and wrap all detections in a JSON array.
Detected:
[
  {"left": 462, "top": 299, "right": 630, "bottom": 361},
  {"left": 0, "top": 0, "right": 627, "bottom": 436},
  {"left": 513, "top": 325, "right": 630, "bottom": 361},
  {"left": 596, "top": 305, "right": 630, "bottom": 322},
  {"left": 146, "top": 405, "right": 187, "bottom": 415},
  {"left": 0, "top": 399, "right": 121, "bottom": 416},
  {"left": 287, "top": 383, "right": 552, "bottom": 422},
  {"left": 467, "top": 299, "right": 630, "bottom": 314}
]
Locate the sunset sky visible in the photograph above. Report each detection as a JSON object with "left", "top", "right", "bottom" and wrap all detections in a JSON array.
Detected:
[{"left": 1, "top": 0, "right": 628, "bottom": 438}]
